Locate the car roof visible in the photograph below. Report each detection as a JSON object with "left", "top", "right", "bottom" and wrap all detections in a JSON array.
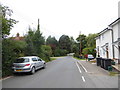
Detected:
[{"left": 19, "top": 56, "right": 39, "bottom": 58}]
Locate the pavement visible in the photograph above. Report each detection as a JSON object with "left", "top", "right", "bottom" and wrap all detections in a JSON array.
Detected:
[
  {"left": 112, "top": 64, "right": 120, "bottom": 72},
  {"left": 2, "top": 56, "right": 119, "bottom": 88}
]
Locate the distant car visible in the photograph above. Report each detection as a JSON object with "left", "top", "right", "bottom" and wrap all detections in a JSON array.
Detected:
[
  {"left": 12, "top": 56, "right": 46, "bottom": 74},
  {"left": 87, "top": 54, "right": 94, "bottom": 60}
]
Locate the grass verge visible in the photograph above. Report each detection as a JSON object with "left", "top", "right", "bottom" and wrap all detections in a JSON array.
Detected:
[
  {"left": 50, "top": 57, "right": 57, "bottom": 61},
  {"left": 109, "top": 71, "right": 119, "bottom": 76}
]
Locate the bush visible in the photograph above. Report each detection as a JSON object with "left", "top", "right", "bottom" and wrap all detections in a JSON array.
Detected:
[
  {"left": 2, "top": 39, "right": 27, "bottom": 77},
  {"left": 54, "top": 48, "right": 68, "bottom": 57},
  {"left": 73, "top": 53, "right": 79, "bottom": 58},
  {"left": 40, "top": 45, "right": 52, "bottom": 62}
]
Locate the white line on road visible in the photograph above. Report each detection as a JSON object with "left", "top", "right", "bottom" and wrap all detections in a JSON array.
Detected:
[
  {"left": 78, "top": 61, "right": 88, "bottom": 73},
  {"left": 76, "top": 62, "right": 82, "bottom": 73},
  {"left": 82, "top": 76, "right": 86, "bottom": 82}
]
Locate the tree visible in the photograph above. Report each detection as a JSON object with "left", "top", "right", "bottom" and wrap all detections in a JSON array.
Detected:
[
  {"left": 69, "top": 36, "right": 77, "bottom": 53},
  {"left": 86, "top": 33, "right": 98, "bottom": 48},
  {"left": 2, "top": 39, "right": 27, "bottom": 77},
  {"left": 1, "top": 4, "right": 19, "bottom": 77},
  {"left": 41, "top": 45, "right": 52, "bottom": 61},
  {"left": 59, "top": 35, "right": 71, "bottom": 53},
  {"left": 83, "top": 33, "right": 98, "bottom": 57},
  {"left": 0, "top": 4, "right": 18, "bottom": 38},
  {"left": 46, "top": 35, "right": 58, "bottom": 56},
  {"left": 25, "top": 19, "right": 45, "bottom": 56},
  {"left": 76, "top": 34, "right": 87, "bottom": 54},
  {"left": 24, "top": 28, "right": 36, "bottom": 56}
]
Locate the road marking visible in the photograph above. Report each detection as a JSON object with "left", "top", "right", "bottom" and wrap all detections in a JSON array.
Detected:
[
  {"left": 78, "top": 61, "right": 88, "bottom": 73},
  {"left": 76, "top": 62, "right": 82, "bottom": 73},
  {"left": 82, "top": 76, "right": 86, "bottom": 82}
]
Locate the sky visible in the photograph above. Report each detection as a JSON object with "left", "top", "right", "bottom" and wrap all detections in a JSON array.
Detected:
[{"left": 0, "top": 0, "right": 120, "bottom": 40}]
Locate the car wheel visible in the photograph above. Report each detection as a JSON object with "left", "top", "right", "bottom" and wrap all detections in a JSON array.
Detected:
[
  {"left": 31, "top": 67, "right": 35, "bottom": 74},
  {"left": 43, "top": 63, "right": 46, "bottom": 69}
]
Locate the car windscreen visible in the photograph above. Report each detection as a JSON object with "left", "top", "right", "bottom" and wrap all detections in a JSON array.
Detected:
[{"left": 14, "top": 58, "right": 29, "bottom": 63}]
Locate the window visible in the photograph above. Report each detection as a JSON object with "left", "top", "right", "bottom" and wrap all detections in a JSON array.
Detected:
[
  {"left": 14, "top": 58, "right": 29, "bottom": 63},
  {"left": 38, "top": 57, "right": 42, "bottom": 61},
  {"left": 32, "top": 58, "right": 38, "bottom": 61}
]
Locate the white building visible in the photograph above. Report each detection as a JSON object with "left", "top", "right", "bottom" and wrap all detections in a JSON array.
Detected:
[{"left": 96, "top": 18, "right": 120, "bottom": 64}]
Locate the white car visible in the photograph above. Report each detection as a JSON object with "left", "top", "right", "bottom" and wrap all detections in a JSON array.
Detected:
[
  {"left": 12, "top": 56, "right": 46, "bottom": 74},
  {"left": 88, "top": 54, "right": 94, "bottom": 60}
]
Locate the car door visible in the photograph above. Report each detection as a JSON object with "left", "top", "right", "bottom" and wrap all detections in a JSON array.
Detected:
[
  {"left": 32, "top": 58, "right": 39, "bottom": 70},
  {"left": 38, "top": 58, "right": 43, "bottom": 68}
]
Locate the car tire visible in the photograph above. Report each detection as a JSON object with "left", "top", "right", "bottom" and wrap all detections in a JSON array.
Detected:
[
  {"left": 43, "top": 63, "right": 46, "bottom": 69},
  {"left": 30, "top": 67, "right": 35, "bottom": 74}
]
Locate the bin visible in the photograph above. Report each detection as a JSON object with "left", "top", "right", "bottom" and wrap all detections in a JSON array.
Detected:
[
  {"left": 96, "top": 57, "right": 102, "bottom": 66},
  {"left": 100, "top": 58, "right": 105, "bottom": 68},
  {"left": 103, "top": 59, "right": 112, "bottom": 70},
  {"left": 108, "top": 66, "right": 112, "bottom": 71}
]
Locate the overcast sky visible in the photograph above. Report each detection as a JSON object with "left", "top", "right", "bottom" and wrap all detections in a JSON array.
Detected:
[{"left": 1, "top": 0, "right": 120, "bottom": 40}]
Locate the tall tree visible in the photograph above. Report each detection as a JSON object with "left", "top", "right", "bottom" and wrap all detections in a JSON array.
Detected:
[
  {"left": 25, "top": 19, "right": 45, "bottom": 56},
  {"left": 25, "top": 27, "right": 36, "bottom": 55},
  {"left": 1, "top": 4, "right": 18, "bottom": 38},
  {"left": 76, "top": 34, "right": 87, "bottom": 54},
  {"left": 46, "top": 35, "right": 58, "bottom": 50},
  {"left": 82, "top": 33, "right": 98, "bottom": 57},
  {"left": 59, "top": 35, "right": 71, "bottom": 53},
  {"left": 86, "top": 33, "right": 98, "bottom": 48}
]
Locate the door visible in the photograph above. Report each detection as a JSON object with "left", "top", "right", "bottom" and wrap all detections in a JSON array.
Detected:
[
  {"left": 38, "top": 58, "right": 43, "bottom": 68},
  {"left": 106, "top": 46, "right": 109, "bottom": 58},
  {"left": 32, "top": 58, "right": 39, "bottom": 69}
]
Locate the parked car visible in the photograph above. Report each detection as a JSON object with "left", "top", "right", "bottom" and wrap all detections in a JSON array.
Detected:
[
  {"left": 87, "top": 54, "right": 94, "bottom": 60},
  {"left": 12, "top": 56, "right": 46, "bottom": 74}
]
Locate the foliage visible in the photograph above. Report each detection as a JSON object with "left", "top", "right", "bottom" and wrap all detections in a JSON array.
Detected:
[
  {"left": 82, "top": 47, "right": 96, "bottom": 57},
  {"left": 69, "top": 36, "right": 77, "bottom": 53},
  {"left": 73, "top": 53, "right": 80, "bottom": 58},
  {"left": 24, "top": 29, "right": 37, "bottom": 56},
  {"left": 54, "top": 48, "right": 68, "bottom": 57},
  {"left": 46, "top": 35, "right": 58, "bottom": 56},
  {"left": 24, "top": 20, "right": 45, "bottom": 56},
  {"left": 86, "top": 33, "right": 98, "bottom": 48},
  {"left": 41, "top": 45, "right": 52, "bottom": 62},
  {"left": 59, "top": 35, "right": 71, "bottom": 53},
  {"left": 76, "top": 34, "right": 87, "bottom": 52},
  {"left": 0, "top": 4, "right": 18, "bottom": 38},
  {"left": 2, "top": 39, "right": 27, "bottom": 77}
]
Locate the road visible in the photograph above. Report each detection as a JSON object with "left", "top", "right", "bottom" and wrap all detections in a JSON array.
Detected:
[{"left": 2, "top": 56, "right": 118, "bottom": 88}]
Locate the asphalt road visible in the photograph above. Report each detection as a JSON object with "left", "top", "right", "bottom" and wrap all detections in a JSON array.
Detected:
[{"left": 2, "top": 56, "right": 118, "bottom": 88}]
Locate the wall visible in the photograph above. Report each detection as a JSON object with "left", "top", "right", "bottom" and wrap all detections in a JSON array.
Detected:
[{"left": 96, "top": 30, "right": 113, "bottom": 59}]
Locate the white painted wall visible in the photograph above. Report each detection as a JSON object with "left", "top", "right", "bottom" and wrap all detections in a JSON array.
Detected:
[
  {"left": 96, "top": 30, "right": 113, "bottom": 59},
  {"left": 112, "top": 22, "right": 120, "bottom": 61},
  {"left": 96, "top": 19, "right": 119, "bottom": 63}
]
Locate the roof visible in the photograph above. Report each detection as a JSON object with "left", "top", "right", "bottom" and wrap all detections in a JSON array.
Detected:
[
  {"left": 19, "top": 56, "right": 39, "bottom": 58},
  {"left": 10, "top": 33, "right": 24, "bottom": 41},
  {"left": 96, "top": 17, "right": 120, "bottom": 39},
  {"left": 109, "top": 17, "right": 120, "bottom": 27}
]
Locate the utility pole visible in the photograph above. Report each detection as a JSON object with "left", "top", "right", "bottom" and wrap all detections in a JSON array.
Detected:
[{"left": 79, "top": 31, "right": 82, "bottom": 57}]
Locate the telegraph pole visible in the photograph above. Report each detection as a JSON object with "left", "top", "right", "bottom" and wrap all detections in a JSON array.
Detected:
[{"left": 79, "top": 31, "right": 82, "bottom": 57}]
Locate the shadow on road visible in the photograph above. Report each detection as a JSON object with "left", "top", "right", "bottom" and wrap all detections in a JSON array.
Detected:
[{"left": 13, "top": 68, "right": 44, "bottom": 76}]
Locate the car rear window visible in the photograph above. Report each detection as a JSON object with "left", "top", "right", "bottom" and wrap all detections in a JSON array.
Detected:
[{"left": 14, "top": 58, "right": 29, "bottom": 63}]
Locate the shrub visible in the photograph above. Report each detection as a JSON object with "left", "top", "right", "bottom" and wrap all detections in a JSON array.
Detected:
[{"left": 2, "top": 39, "right": 27, "bottom": 77}]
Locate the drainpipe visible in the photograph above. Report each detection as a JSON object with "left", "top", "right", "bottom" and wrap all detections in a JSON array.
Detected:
[{"left": 108, "top": 26, "right": 115, "bottom": 59}]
